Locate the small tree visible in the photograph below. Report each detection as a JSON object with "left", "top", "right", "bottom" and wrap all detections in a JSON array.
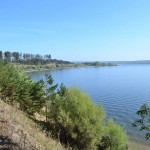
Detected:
[
  {"left": 12, "top": 52, "right": 19, "bottom": 62},
  {"left": 57, "top": 83, "right": 67, "bottom": 97},
  {"left": 44, "top": 74, "right": 58, "bottom": 122},
  {"left": 47, "top": 88, "right": 105, "bottom": 149},
  {"left": 98, "top": 119, "right": 128, "bottom": 150},
  {"left": 4, "top": 51, "right": 11, "bottom": 62},
  {"left": 133, "top": 103, "right": 150, "bottom": 140}
]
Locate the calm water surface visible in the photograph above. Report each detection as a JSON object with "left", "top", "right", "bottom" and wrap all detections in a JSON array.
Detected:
[{"left": 28, "top": 65, "right": 150, "bottom": 146}]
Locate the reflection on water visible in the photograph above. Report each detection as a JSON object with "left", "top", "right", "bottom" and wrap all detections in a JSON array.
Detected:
[{"left": 28, "top": 65, "right": 150, "bottom": 147}]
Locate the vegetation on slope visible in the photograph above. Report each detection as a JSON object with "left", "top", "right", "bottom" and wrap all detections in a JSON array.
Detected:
[
  {"left": 0, "top": 60, "right": 127, "bottom": 150},
  {"left": 0, "top": 99, "right": 65, "bottom": 150}
]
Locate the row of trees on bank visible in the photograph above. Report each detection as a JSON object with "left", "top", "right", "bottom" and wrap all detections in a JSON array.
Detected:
[
  {"left": 0, "top": 50, "right": 71, "bottom": 65},
  {"left": 0, "top": 60, "right": 128, "bottom": 150},
  {"left": 82, "top": 61, "right": 116, "bottom": 67}
]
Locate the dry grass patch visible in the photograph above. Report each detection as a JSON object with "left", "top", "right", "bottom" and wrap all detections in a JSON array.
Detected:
[{"left": 0, "top": 99, "right": 66, "bottom": 150}]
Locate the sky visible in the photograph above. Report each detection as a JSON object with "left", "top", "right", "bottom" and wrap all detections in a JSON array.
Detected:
[{"left": 0, "top": 0, "right": 150, "bottom": 61}]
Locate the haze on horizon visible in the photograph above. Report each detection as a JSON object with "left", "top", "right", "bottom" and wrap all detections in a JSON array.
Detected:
[{"left": 0, "top": 0, "right": 150, "bottom": 61}]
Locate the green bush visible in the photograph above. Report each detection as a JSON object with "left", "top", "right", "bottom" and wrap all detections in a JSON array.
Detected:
[
  {"left": 46, "top": 88, "right": 128, "bottom": 149},
  {"left": 98, "top": 119, "right": 128, "bottom": 150},
  {"left": 47, "top": 88, "right": 105, "bottom": 149}
]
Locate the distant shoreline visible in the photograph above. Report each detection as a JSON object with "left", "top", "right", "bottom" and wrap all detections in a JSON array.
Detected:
[
  {"left": 25, "top": 65, "right": 117, "bottom": 73},
  {"left": 12, "top": 62, "right": 117, "bottom": 73}
]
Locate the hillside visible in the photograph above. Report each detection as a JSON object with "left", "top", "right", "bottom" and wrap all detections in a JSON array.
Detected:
[{"left": 0, "top": 99, "right": 65, "bottom": 150}]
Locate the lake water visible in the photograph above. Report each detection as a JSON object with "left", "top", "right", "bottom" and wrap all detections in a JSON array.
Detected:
[{"left": 28, "top": 65, "right": 150, "bottom": 147}]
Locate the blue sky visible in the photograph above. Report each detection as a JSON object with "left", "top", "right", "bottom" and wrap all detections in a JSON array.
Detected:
[{"left": 0, "top": 0, "right": 150, "bottom": 61}]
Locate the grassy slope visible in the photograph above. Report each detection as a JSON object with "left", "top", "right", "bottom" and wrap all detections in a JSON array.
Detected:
[
  {"left": 0, "top": 99, "right": 66, "bottom": 150},
  {"left": 1, "top": 99, "right": 149, "bottom": 150}
]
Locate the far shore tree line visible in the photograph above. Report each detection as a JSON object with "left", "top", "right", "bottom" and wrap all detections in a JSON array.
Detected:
[{"left": 0, "top": 50, "right": 72, "bottom": 65}]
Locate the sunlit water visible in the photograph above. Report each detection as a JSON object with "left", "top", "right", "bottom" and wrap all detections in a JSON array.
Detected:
[{"left": 28, "top": 65, "right": 150, "bottom": 146}]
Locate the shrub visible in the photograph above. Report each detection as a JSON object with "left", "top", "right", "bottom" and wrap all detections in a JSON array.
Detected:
[
  {"left": 98, "top": 119, "right": 128, "bottom": 150},
  {"left": 47, "top": 88, "right": 105, "bottom": 149},
  {"left": 46, "top": 87, "right": 128, "bottom": 149}
]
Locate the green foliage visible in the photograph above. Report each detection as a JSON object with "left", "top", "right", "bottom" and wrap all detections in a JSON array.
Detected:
[
  {"left": 0, "top": 61, "right": 128, "bottom": 149},
  {"left": 83, "top": 61, "right": 116, "bottom": 67},
  {"left": 0, "top": 51, "right": 2, "bottom": 59},
  {"left": 0, "top": 50, "right": 72, "bottom": 65},
  {"left": 18, "top": 77, "right": 45, "bottom": 115},
  {"left": 0, "top": 60, "right": 45, "bottom": 115},
  {"left": 57, "top": 83, "right": 67, "bottom": 97},
  {"left": 47, "top": 88, "right": 105, "bottom": 149},
  {"left": 42, "top": 75, "right": 128, "bottom": 149},
  {"left": 98, "top": 119, "right": 128, "bottom": 150},
  {"left": 44, "top": 74, "right": 58, "bottom": 122},
  {"left": 12, "top": 51, "right": 19, "bottom": 62},
  {"left": 133, "top": 104, "right": 150, "bottom": 140},
  {"left": 0, "top": 61, "right": 20, "bottom": 103},
  {"left": 46, "top": 87, "right": 128, "bottom": 150},
  {"left": 93, "top": 61, "right": 101, "bottom": 66},
  {"left": 4, "top": 51, "right": 11, "bottom": 62},
  {"left": 30, "top": 80, "right": 45, "bottom": 113}
]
